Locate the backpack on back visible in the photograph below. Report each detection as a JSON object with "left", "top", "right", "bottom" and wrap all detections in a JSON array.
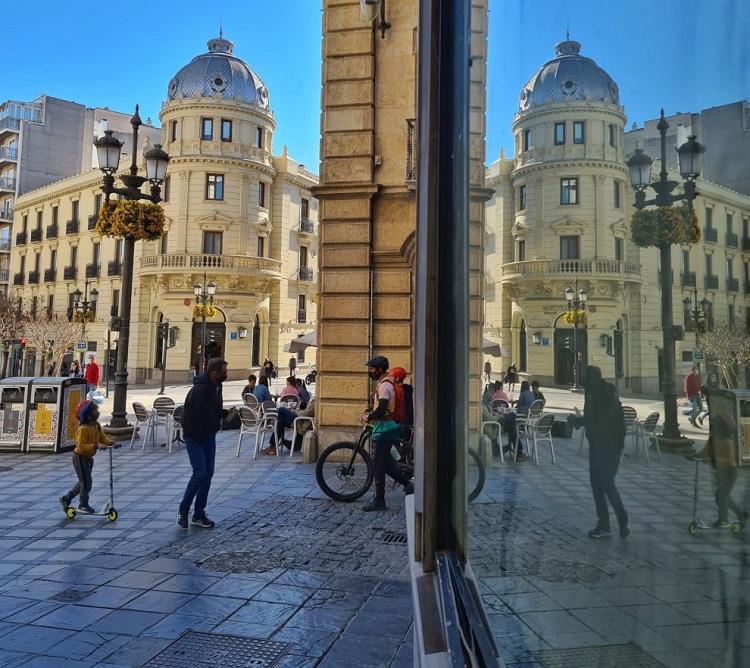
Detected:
[{"left": 379, "top": 377, "right": 412, "bottom": 425}]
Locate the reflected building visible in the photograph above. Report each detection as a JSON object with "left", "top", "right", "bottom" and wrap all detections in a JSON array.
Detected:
[{"left": 485, "top": 41, "right": 750, "bottom": 393}]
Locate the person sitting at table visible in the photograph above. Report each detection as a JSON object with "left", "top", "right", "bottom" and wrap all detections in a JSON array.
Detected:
[
  {"left": 252, "top": 374, "right": 273, "bottom": 404},
  {"left": 241, "top": 374, "right": 257, "bottom": 401},
  {"left": 279, "top": 376, "right": 299, "bottom": 401},
  {"left": 491, "top": 381, "right": 509, "bottom": 404},
  {"left": 531, "top": 380, "right": 546, "bottom": 406},
  {"left": 295, "top": 378, "right": 311, "bottom": 410},
  {"left": 515, "top": 380, "right": 535, "bottom": 416}
]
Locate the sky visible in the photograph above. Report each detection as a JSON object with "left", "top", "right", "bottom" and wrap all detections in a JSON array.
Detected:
[{"left": 4, "top": 0, "right": 749, "bottom": 170}]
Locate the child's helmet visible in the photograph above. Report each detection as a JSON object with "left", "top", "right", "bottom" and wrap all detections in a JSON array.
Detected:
[{"left": 75, "top": 400, "right": 94, "bottom": 423}]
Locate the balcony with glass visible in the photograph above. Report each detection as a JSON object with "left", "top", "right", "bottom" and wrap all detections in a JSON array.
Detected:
[
  {"left": 85, "top": 263, "right": 100, "bottom": 278},
  {"left": 63, "top": 265, "right": 77, "bottom": 281},
  {"left": 46, "top": 223, "right": 58, "bottom": 239},
  {"left": 28, "top": 270, "right": 39, "bottom": 284},
  {"left": 0, "top": 176, "right": 16, "bottom": 193},
  {"left": 0, "top": 205, "right": 13, "bottom": 222},
  {"left": 0, "top": 146, "right": 17, "bottom": 165}
]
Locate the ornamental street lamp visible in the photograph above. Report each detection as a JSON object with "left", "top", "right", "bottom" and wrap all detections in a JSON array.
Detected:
[
  {"left": 94, "top": 106, "right": 169, "bottom": 431},
  {"left": 564, "top": 282, "right": 587, "bottom": 391},
  {"left": 682, "top": 289, "right": 710, "bottom": 373},
  {"left": 627, "top": 109, "right": 706, "bottom": 447},
  {"left": 72, "top": 280, "right": 98, "bottom": 353},
  {"left": 194, "top": 272, "right": 217, "bottom": 373}
]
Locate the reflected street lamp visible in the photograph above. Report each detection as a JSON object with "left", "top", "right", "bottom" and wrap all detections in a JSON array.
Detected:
[
  {"left": 627, "top": 109, "right": 706, "bottom": 448},
  {"left": 194, "top": 272, "right": 217, "bottom": 373},
  {"left": 564, "top": 282, "right": 587, "bottom": 391}
]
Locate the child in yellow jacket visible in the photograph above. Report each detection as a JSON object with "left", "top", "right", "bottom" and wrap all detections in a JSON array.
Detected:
[{"left": 59, "top": 400, "right": 113, "bottom": 514}]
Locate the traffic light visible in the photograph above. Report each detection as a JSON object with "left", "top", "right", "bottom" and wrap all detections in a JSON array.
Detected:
[{"left": 157, "top": 322, "right": 169, "bottom": 340}]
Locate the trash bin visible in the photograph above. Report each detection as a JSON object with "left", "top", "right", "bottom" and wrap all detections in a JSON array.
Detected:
[
  {"left": 0, "top": 377, "right": 34, "bottom": 452},
  {"left": 707, "top": 389, "right": 750, "bottom": 467},
  {"left": 26, "top": 377, "right": 87, "bottom": 453}
]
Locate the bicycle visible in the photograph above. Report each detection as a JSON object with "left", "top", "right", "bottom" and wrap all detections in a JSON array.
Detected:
[{"left": 315, "top": 423, "right": 485, "bottom": 503}]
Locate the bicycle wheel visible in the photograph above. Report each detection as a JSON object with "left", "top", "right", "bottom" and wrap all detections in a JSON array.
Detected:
[
  {"left": 316, "top": 441, "right": 374, "bottom": 502},
  {"left": 467, "top": 447, "right": 486, "bottom": 502}
]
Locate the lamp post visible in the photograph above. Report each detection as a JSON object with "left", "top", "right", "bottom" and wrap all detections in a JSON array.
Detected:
[
  {"left": 72, "top": 281, "right": 99, "bottom": 361},
  {"left": 564, "top": 283, "right": 587, "bottom": 391},
  {"left": 627, "top": 109, "right": 706, "bottom": 446},
  {"left": 194, "top": 272, "right": 216, "bottom": 373},
  {"left": 93, "top": 106, "right": 169, "bottom": 431},
  {"left": 682, "top": 289, "right": 709, "bottom": 374}
]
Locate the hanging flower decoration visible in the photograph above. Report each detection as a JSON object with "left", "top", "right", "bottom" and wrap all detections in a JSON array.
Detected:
[
  {"left": 630, "top": 205, "right": 699, "bottom": 248},
  {"left": 96, "top": 200, "right": 166, "bottom": 241},
  {"left": 564, "top": 310, "right": 587, "bottom": 325},
  {"left": 193, "top": 304, "right": 216, "bottom": 319},
  {"left": 72, "top": 310, "right": 95, "bottom": 324}
]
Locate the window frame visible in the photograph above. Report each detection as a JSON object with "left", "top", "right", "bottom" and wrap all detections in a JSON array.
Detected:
[
  {"left": 258, "top": 181, "right": 267, "bottom": 208},
  {"left": 615, "top": 237, "right": 624, "bottom": 262},
  {"left": 560, "top": 235, "right": 580, "bottom": 260},
  {"left": 518, "top": 184, "right": 526, "bottom": 211},
  {"left": 554, "top": 122, "right": 565, "bottom": 145},
  {"left": 613, "top": 179, "right": 621, "bottom": 209},
  {"left": 560, "top": 177, "right": 579, "bottom": 205},
  {"left": 257, "top": 235, "right": 265, "bottom": 257},
  {"left": 608, "top": 124, "right": 616, "bottom": 147},
  {"left": 221, "top": 118, "right": 232, "bottom": 142},
  {"left": 522, "top": 128, "right": 532, "bottom": 151},
  {"left": 300, "top": 245, "right": 308, "bottom": 268},
  {"left": 202, "top": 231, "right": 223, "bottom": 255},
  {"left": 200, "top": 117, "right": 214, "bottom": 141},
  {"left": 517, "top": 239, "right": 526, "bottom": 261},
  {"left": 255, "top": 126, "right": 264, "bottom": 149},
  {"left": 170, "top": 120, "right": 177, "bottom": 142},
  {"left": 573, "top": 121, "right": 585, "bottom": 144},
  {"left": 205, "top": 173, "right": 224, "bottom": 201}
]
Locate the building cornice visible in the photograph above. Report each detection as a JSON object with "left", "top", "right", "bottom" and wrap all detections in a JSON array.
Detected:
[
  {"left": 511, "top": 159, "right": 630, "bottom": 180},
  {"left": 160, "top": 98, "right": 276, "bottom": 130},
  {"left": 168, "top": 155, "right": 277, "bottom": 178},
  {"left": 512, "top": 103, "right": 627, "bottom": 129},
  {"left": 313, "top": 183, "right": 380, "bottom": 200}
]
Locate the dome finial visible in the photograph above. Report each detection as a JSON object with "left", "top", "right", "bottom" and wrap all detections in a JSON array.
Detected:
[
  {"left": 208, "top": 32, "right": 234, "bottom": 54},
  {"left": 555, "top": 38, "right": 581, "bottom": 56}
]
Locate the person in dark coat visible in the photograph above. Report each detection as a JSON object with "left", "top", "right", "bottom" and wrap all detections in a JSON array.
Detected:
[
  {"left": 177, "top": 358, "right": 228, "bottom": 529},
  {"left": 575, "top": 365, "right": 630, "bottom": 539}
]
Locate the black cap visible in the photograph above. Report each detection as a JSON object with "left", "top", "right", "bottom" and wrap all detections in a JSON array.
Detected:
[{"left": 364, "top": 355, "right": 389, "bottom": 370}]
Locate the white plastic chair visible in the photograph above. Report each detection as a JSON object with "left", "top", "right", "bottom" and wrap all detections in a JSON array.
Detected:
[
  {"left": 253, "top": 414, "right": 279, "bottom": 459},
  {"left": 514, "top": 399, "right": 544, "bottom": 461},
  {"left": 167, "top": 405, "right": 184, "bottom": 453},
  {"left": 131, "top": 402, "right": 156, "bottom": 450},
  {"left": 525, "top": 413, "right": 556, "bottom": 465},
  {"left": 635, "top": 411, "right": 662, "bottom": 461},
  {"left": 152, "top": 396, "right": 176, "bottom": 444},
  {"left": 279, "top": 395, "right": 299, "bottom": 411},
  {"left": 291, "top": 416, "right": 314, "bottom": 458},
  {"left": 622, "top": 406, "right": 638, "bottom": 454},
  {"left": 243, "top": 393, "right": 260, "bottom": 414},
  {"left": 236, "top": 406, "right": 260, "bottom": 457},
  {"left": 574, "top": 407, "right": 587, "bottom": 454}
]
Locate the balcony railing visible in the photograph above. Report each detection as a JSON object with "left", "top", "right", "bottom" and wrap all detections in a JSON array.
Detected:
[
  {"left": 30, "top": 228, "right": 42, "bottom": 243},
  {"left": 88, "top": 214, "right": 98, "bottom": 230},
  {"left": 63, "top": 265, "right": 77, "bottom": 281},
  {"left": 15, "top": 231, "right": 26, "bottom": 245},
  {"left": 727, "top": 277, "right": 740, "bottom": 292},
  {"left": 705, "top": 274, "right": 719, "bottom": 290},
  {"left": 704, "top": 227, "right": 718, "bottom": 243},
  {"left": 0, "top": 146, "right": 17, "bottom": 161},
  {"left": 46, "top": 223, "right": 57, "bottom": 239},
  {"left": 13, "top": 272, "right": 23, "bottom": 285},
  {"left": 28, "top": 270, "right": 39, "bottom": 284},
  {"left": 502, "top": 259, "right": 640, "bottom": 281},
  {"left": 297, "top": 309, "right": 307, "bottom": 324},
  {"left": 298, "top": 266, "right": 314, "bottom": 282},
  {"left": 85, "top": 263, "right": 100, "bottom": 278},
  {"left": 140, "top": 253, "right": 283, "bottom": 278},
  {"left": 0, "top": 238, "right": 9, "bottom": 251},
  {"left": 405, "top": 118, "right": 417, "bottom": 183},
  {"left": 0, "top": 269, "right": 8, "bottom": 282},
  {"left": 43, "top": 268, "right": 56, "bottom": 282},
  {"left": 726, "top": 232, "right": 739, "bottom": 248},
  {"left": 300, "top": 218, "right": 314, "bottom": 234},
  {"left": 0, "top": 207, "right": 12, "bottom": 222},
  {"left": 107, "top": 260, "right": 121, "bottom": 277},
  {"left": 0, "top": 177, "right": 16, "bottom": 192},
  {"left": 0, "top": 117, "right": 20, "bottom": 132},
  {"left": 65, "top": 219, "right": 79, "bottom": 234},
  {"left": 680, "top": 271, "right": 696, "bottom": 288}
]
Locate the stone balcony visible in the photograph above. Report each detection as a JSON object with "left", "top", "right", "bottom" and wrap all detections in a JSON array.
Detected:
[
  {"left": 501, "top": 259, "right": 641, "bottom": 282},
  {"left": 140, "top": 253, "right": 283, "bottom": 281}
]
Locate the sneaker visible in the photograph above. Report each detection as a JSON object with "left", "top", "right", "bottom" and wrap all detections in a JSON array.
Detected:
[
  {"left": 362, "top": 497, "right": 387, "bottom": 512},
  {"left": 588, "top": 526, "right": 612, "bottom": 539},
  {"left": 619, "top": 525, "right": 631, "bottom": 538},
  {"left": 176, "top": 514, "right": 188, "bottom": 529},
  {"left": 404, "top": 481, "right": 414, "bottom": 495},
  {"left": 738, "top": 510, "right": 749, "bottom": 528},
  {"left": 191, "top": 515, "right": 215, "bottom": 528},
  {"left": 77, "top": 505, "right": 96, "bottom": 514},
  {"left": 59, "top": 496, "right": 69, "bottom": 513}
]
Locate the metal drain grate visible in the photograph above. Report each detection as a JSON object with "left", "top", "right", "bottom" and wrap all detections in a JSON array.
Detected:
[
  {"left": 143, "top": 631, "right": 292, "bottom": 668},
  {"left": 380, "top": 530, "right": 408, "bottom": 545},
  {"left": 534, "top": 644, "right": 666, "bottom": 668},
  {"left": 49, "top": 588, "right": 91, "bottom": 603}
]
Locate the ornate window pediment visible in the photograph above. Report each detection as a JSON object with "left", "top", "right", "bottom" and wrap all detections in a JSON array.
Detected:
[
  {"left": 550, "top": 216, "right": 586, "bottom": 236},
  {"left": 197, "top": 212, "right": 233, "bottom": 231}
]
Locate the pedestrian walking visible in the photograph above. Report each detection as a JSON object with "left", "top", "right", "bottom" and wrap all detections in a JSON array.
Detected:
[
  {"left": 177, "top": 357, "right": 228, "bottom": 529},
  {"left": 289, "top": 356, "right": 297, "bottom": 378},
  {"left": 69, "top": 359, "right": 82, "bottom": 377},
  {"left": 58, "top": 400, "right": 113, "bottom": 515},
  {"left": 483, "top": 360, "right": 492, "bottom": 384},
  {"left": 575, "top": 365, "right": 630, "bottom": 539},
  {"left": 706, "top": 413, "right": 748, "bottom": 528},
  {"left": 84, "top": 355, "right": 100, "bottom": 395},
  {"left": 504, "top": 363, "right": 518, "bottom": 394},
  {"left": 684, "top": 366, "right": 702, "bottom": 427}
]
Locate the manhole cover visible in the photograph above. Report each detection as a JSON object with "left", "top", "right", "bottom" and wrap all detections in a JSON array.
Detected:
[
  {"left": 534, "top": 644, "right": 666, "bottom": 668},
  {"left": 49, "top": 588, "right": 91, "bottom": 603},
  {"left": 197, "top": 551, "right": 283, "bottom": 574},
  {"left": 380, "top": 531, "right": 408, "bottom": 545},
  {"left": 0, "top": 466, "right": 13, "bottom": 472},
  {"left": 143, "top": 631, "right": 292, "bottom": 668}
]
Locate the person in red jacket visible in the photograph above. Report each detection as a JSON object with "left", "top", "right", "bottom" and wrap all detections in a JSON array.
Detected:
[
  {"left": 84, "top": 355, "right": 100, "bottom": 395},
  {"left": 684, "top": 366, "right": 702, "bottom": 427}
]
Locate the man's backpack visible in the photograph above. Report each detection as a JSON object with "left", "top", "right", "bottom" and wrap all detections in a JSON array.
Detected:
[{"left": 379, "top": 378, "right": 413, "bottom": 425}]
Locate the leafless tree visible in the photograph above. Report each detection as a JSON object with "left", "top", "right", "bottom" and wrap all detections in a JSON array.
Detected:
[
  {"left": 21, "top": 310, "right": 83, "bottom": 376},
  {"left": 0, "top": 294, "right": 24, "bottom": 377},
  {"left": 698, "top": 324, "right": 750, "bottom": 389}
]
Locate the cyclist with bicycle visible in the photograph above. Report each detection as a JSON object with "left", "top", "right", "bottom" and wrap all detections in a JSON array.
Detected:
[{"left": 360, "top": 356, "right": 414, "bottom": 511}]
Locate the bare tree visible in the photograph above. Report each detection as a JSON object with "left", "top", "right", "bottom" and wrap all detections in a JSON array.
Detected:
[
  {"left": 21, "top": 310, "right": 83, "bottom": 376},
  {"left": 0, "top": 294, "right": 24, "bottom": 377},
  {"left": 698, "top": 324, "right": 750, "bottom": 389}
]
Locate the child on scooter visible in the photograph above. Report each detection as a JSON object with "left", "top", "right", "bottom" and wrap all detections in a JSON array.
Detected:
[{"left": 59, "top": 400, "right": 113, "bottom": 515}]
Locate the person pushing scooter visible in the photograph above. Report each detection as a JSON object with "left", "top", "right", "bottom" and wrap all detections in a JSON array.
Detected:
[{"left": 59, "top": 400, "right": 113, "bottom": 515}]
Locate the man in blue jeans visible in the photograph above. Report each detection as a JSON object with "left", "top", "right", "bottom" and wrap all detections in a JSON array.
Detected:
[{"left": 177, "top": 357, "right": 228, "bottom": 529}]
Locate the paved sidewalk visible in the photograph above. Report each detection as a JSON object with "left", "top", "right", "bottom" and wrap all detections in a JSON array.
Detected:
[
  {"left": 471, "top": 436, "right": 750, "bottom": 668},
  {"left": 0, "top": 430, "right": 412, "bottom": 667}
]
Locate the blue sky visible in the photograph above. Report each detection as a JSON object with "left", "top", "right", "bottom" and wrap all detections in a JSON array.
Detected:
[{"left": 5, "top": 1, "right": 749, "bottom": 169}]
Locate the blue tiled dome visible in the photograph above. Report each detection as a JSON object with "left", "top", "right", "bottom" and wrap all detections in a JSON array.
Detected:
[
  {"left": 518, "top": 40, "right": 619, "bottom": 112},
  {"left": 167, "top": 35, "right": 269, "bottom": 109}
]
